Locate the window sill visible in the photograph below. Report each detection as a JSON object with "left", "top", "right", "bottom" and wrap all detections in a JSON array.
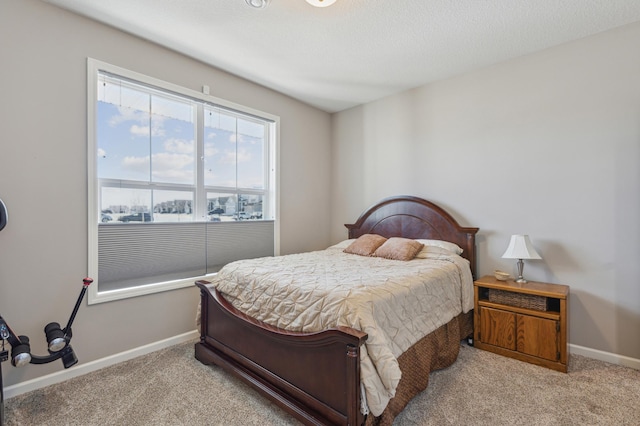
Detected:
[{"left": 87, "top": 273, "right": 217, "bottom": 305}]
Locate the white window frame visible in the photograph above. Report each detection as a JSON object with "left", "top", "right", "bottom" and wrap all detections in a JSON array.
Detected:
[{"left": 87, "top": 58, "right": 280, "bottom": 304}]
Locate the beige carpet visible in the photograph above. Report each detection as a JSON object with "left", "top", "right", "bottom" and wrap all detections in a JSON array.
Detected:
[{"left": 4, "top": 340, "right": 639, "bottom": 425}]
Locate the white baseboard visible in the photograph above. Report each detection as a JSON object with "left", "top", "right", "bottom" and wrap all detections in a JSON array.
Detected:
[
  {"left": 4, "top": 330, "right": 199, "bottom": 400},
  {"left": 4, "top": 334, "right": 637, "bottom": 400},
  {"left": 569, "top": 343, "right": 640, "bottom": 370}
]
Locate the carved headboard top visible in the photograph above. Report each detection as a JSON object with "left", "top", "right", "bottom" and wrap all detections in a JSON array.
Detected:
[{"left": 345, "top": 195, "right": 479, "bottom": 277}]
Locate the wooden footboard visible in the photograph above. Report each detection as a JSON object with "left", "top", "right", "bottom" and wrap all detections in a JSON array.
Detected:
[{"left": 195, "top": 280, "right": 368, "bottom": 426}]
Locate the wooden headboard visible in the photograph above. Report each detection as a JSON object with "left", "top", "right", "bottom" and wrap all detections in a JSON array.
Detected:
[{"left": 345, "top": 195, "right": 479, "bottom": 278}]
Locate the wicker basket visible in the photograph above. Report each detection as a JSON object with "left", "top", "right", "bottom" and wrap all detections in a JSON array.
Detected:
[{"left": 488, "top": 289, "right": 549, "bottom": 311}]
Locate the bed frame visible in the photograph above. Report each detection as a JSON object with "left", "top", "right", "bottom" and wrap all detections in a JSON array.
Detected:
[{"left": 195, "top": 196, "right": 478, "bottom": 425}]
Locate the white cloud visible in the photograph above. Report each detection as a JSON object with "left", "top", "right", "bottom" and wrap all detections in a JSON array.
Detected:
[
  {"left": 164, "top": 139, "right": 194, "bottom": 155},
  {"left": 237, "top": 147, "right": 251, "bottom": 163},
  {"left": 152, "top": 152, "right": 193, "bottom": 170},
  {"left": 108, "top": 106, "right": 166, "bottom": 137},
  {"left": 219, "top": 150, "right": 236, "bottom": 165},
  {"left": 109, "top": 106, "right": 147, "bottom": 126},
  {"left": 130, "top": 125, "right": 150, "bottom": 137},
  {"left": 120, "top": 152, "right": 194, "bottom": 184},
  {"left": 152, "top": 152, "right": 194, "bottom": 183},
  {"left": 129, "top": 123, "right": 166, "bottom": 138},
  {"left": 122, "top": 155, "right": 150, "bottom": 173},
  {"left": 204, "top": 143, "right": 218, "bottom": 158}
]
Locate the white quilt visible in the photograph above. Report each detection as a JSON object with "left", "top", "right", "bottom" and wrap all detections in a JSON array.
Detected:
[{"left": 209, "top": 244, "right": 474, "bottom": 416}]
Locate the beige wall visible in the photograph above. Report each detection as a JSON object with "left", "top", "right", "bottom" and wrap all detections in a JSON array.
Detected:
[
  {"left": 1, "top": 0, "right": 638, "bottom": 393},
  {"left": 332, "top": 22, "right": 640, "bottom": 360},
  {"left": 0, "top": 0, "right": 332, "bottom": 387}
]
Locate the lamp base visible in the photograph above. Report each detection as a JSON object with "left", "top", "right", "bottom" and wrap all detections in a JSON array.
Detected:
[{"left": 515, "top": 259, "right": 528, "bottom": 284}]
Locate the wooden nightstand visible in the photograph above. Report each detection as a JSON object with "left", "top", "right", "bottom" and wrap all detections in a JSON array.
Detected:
[{"left": 473, "top": 275, "right": 569, "bottom": 372}]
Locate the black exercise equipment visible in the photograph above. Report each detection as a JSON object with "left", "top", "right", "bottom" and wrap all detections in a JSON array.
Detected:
[{"left": 0, "top": 278, "right": 92, "bottom": 425}]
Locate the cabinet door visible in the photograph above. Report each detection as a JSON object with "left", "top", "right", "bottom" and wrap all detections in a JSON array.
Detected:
[
  {"left": 479, "top": 306, "right": 516, "bottom": 350},
  {"left": 517, "top": 314, "right": 558, "bottom": 361}
]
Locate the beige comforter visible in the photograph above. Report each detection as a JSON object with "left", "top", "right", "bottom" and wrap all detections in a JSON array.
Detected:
[{"left": 209, "top": 243, "right": 474, "bottom": 416}]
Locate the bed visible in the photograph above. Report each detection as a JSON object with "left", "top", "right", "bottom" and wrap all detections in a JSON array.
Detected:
[{"left": 195, "top": 195, "right": 479, "bottom": 425}]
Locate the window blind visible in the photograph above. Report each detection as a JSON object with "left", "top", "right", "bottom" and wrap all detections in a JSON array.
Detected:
[{"left": 98, "top": 221, "right": 274, "bottom": 292}]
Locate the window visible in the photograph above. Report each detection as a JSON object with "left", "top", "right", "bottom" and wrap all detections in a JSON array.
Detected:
[{"left": 87, "top": 59, "right": 278, "bottom": 304}]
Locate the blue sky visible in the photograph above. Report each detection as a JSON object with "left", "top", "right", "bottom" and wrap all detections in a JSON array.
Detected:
[{"left": 97, "top": 78, "right": 266, "bottom": 211}]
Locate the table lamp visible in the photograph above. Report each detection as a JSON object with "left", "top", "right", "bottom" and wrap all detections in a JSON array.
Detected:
[{"left": 502, "top": 234, "right": 541, "bottom": 283}]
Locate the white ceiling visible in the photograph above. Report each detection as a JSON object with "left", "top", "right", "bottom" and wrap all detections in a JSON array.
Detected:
[{"left": 45, "top": 0, "right": 640, "bottom": 113}]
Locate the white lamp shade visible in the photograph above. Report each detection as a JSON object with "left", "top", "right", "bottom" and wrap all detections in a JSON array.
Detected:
[
  {"left": 502, "top": 235, "right": 541, "bottom": 260},
  {"left": 306, "top": 0, "right": 338, "bottom": 7}
]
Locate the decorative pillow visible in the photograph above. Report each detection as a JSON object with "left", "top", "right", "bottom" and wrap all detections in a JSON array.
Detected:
[
  {"left": 416, "top": 239, "right": 463, "bottom": 255},
  {"left": 415, "top": 245, "right": 456, "bottom": 259},
  {"left": 343, "top": 234, "right": 387, "bottom": 256},
  {"left": 327, "top": 239, "right": 356, "bottom": 250},
  {"left": 373, "top": 237, "right": 424, "bottom": 261}
]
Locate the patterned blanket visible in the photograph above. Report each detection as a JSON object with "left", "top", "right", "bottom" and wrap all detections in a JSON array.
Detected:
[{"left": 209, "top": 244, "right": 474, "bottom": 416}]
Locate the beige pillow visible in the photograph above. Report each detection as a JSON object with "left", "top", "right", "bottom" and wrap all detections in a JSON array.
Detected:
[
  {"left": 415, "top": 239, "right": 463, "bottom": 255},
  {"left": 343, "top": 234, "right": 387, "bottom": 256},
  {"left": 374, "top": 237, "right": 425, "bottom": 261}
]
